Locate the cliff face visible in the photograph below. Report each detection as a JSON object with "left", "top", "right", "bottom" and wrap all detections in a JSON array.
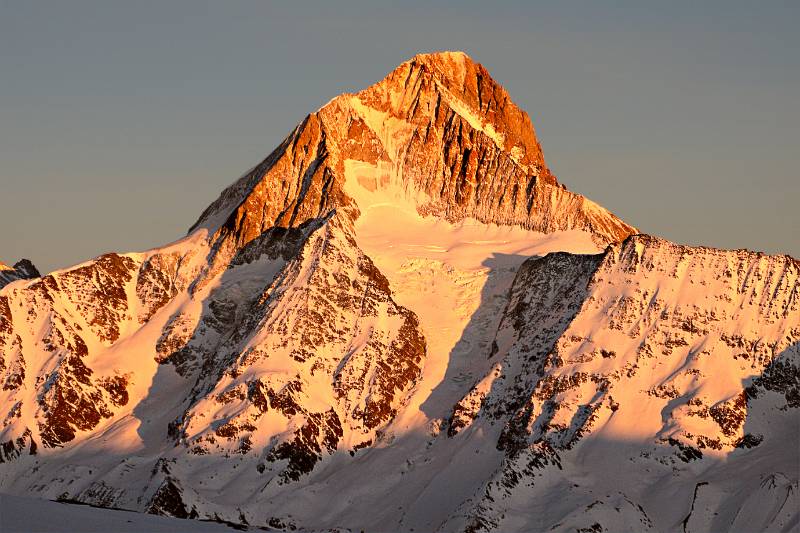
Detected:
[{"left": 0, "top": 52, "right": 796, "bottom": 533}]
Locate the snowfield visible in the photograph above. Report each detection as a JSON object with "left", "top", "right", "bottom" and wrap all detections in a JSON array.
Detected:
[{"left": 0, "top": 493, "right": 243, "bottom": 533}]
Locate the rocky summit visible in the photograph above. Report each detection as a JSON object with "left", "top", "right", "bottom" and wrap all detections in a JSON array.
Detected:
[
  {"left": 0, "top": 259, "right": 39, "bottom": 289},
  {"left": 0, "top": 52, "right": 797, "bottom": 533}
]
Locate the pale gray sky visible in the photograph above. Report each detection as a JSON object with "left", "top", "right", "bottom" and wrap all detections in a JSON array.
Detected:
[{"left": 2, "top": 1, "right": 798, "bottom": 273}]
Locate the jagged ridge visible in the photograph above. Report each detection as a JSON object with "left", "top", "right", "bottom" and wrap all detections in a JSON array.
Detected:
[{"left": 445, "top": 234, "right": 799, "bottom": 532}]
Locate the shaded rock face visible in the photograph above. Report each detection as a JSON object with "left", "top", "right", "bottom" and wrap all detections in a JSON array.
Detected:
[
  {"left": 0, "top": 259, "right": 40, "bottom": 289},
  {"left": 0, "top": 52, "right": 797, "bottom": 533}
]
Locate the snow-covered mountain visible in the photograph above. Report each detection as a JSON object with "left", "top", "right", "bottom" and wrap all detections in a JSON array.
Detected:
[{"left": 0, "top": 52, "right": 797, "bottom": 533}]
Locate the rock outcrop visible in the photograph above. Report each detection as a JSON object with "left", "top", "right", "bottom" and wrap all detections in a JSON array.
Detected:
[{"left": 0, "top": 259, "right": 39, "bottom": 289}]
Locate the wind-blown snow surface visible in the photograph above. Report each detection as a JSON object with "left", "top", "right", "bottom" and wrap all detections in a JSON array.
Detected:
[
  {"left": 0, "top": 493, "right": 238, "bottom": 533},
  {"left": 0, "top": 51, "right": 798, "bottom": 533}
]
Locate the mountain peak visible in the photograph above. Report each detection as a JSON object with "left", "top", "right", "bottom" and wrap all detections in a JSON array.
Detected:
[
  {"left": 0, "top": 258, "right": 40, "bottom": 288},
  {"left": 355, "top": 50, "right": 551, "bottom": 180},
  {"left": 191, "top": 53, "right": 636, "bottom": 260}
]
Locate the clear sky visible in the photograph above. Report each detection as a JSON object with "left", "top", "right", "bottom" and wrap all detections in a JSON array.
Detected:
[{"left": 2, "top": 1, "right": 798, "bottom": 273}]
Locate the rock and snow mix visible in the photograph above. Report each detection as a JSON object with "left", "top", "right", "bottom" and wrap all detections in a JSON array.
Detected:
[{"left": 0, "top": 52, "right": 797, "bottom": 533}]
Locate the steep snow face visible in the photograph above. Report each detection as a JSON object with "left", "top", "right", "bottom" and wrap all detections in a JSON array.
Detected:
[
  {"left": 344, "top": 166, "right": 604, "bottom": 433},
  {"left": 443, "top": 235, "right": 799, "bottom": 533}
]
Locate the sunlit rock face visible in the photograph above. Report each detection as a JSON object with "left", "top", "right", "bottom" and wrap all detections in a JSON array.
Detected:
[
  {"left": 0, "top": 52, "right": 797, "bottom": 533},
  {"left": 191, "top": 52, "right": 635, "bottom": 254}
]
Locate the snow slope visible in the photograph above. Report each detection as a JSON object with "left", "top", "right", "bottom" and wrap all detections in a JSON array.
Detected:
[{"left": 0, "top": 493, "right": 242, "bottom": 533}]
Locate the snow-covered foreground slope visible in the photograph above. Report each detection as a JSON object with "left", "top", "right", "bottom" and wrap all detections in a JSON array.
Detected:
[
  {"left": 0, "top": 51, "right": 797, "bottom": 533},
  {"left": 0, "top": 493, "right": 241, "bottom": 533}
]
